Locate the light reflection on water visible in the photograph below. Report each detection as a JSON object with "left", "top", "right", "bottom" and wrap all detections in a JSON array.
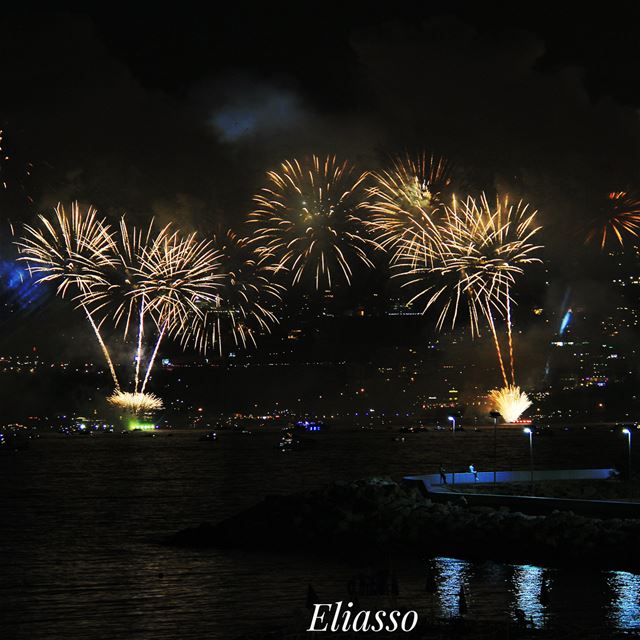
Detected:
[
  {"left": 427, "top": 558, "right": 640, "bottom": 631},
  {"left": 433, "top": 557, "right": 468, "bottom": 618},
  {"left": 511, "top": 564, "right": 545, "bottom": 627},
  {"left": 1, "top": 430, "right": 640, "bottom": 637},
  {"left": 608, "top": 570, "right": 640, "bottom": 630}
]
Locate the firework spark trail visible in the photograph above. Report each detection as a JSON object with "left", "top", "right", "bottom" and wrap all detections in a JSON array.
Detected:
[
  {"left": 89, "top": 219, "right": 225, "bottom": 391},
  {"left": 17, "top": 205, "right": 226, "bottom": 411},
  {"left": 134, "top": 299, "right": 145, "bottom": 393},
  {"left": 394, "top": 193, "right": 542, "bottom": 397},
  {"left": 80, "top": 217, "right": 160, "bottom": 392},
  {"left": 484, "top": 302, "right": 509, "bottom": 388},
  {"left": 505, "top": 282, "right": 515, "bottom": 386},
  {"left": 248, "top": 155, "right": 377, "bottom": 289},
  {"left": 586, "top": 191, "right": 640, "bottom": 250},
  {"left": 435, "top": 194, "right": 540, "bottom": 339},
  {"left": 140, "top": 320, "right": 167, "bottom": 395},
  {"left": 394, "top": 194, "right": 535, "bottom": 334},
  {"left": 135, "top": 228, "right": 224, "bottom": 389},
  {"left": 447, "top": 194, "right": 540, "bottom": 383},
  {"left": 83, "top": 304, "right": 121, "bottom": 390},
  {"left": 110, "top": 219, "right": 157, "bottom": 337},
  {"left": 18, "top": 203, "right": 115, "bottom": 297},
  {"left": 141, "top": 230, "right": 222, "bottom": 318}
]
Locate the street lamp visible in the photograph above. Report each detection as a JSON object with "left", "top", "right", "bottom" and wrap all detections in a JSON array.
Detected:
[
  {"left": 490, "top": 411, "right": 501, "bottom": 484},
  {"left": 524, "top": 427, "right": 534, "bottom": 494},
  {"left": 448, "top": 416, "right": 457, "bottom": 484},
  {"left": 623, "top": 428, "right": 632, "bottom": 500}
]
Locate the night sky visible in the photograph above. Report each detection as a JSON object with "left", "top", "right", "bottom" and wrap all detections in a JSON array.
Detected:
[{"left": 2, "top": 5, "right": 640, "bottom": 352}]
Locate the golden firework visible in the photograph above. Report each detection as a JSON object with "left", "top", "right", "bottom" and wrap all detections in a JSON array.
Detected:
[
  {"left": 107, "top": 390, "right": 164, "bottom": 413},
  {"left": 17, "top": 205, "right": 225, "bottom": 408},
  {"left": 18, "top": 202, "right": 114, "bottom": 298},
  {"left": 180, "top": 229, "right": 284, "bottom": 355},
  {"left": 398, "top": 194, "right": 541, "bottom": 333},
  {"left": 18, "top": 203, "right": 120, "bottom": 388},
  {"left": 366, "top": 152, "right": 453, "bottom": 265},
  {"left": 488, "top": 385, "right": 532, "bottom": 423},
  {"left": 249, "top": 154, "right": 377, "bottom": 289},
  {"left": 395, "top": 193, "right": 542, "bottom": 388}
]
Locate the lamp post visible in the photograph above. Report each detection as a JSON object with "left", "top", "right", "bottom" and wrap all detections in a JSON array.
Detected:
[
  {"left": 490, "top": 411, "right": 501, "bottom": 484},
  {"left": 524, "top": 427, "right": 534, "bottom": 494},
  {"left": 623, "top": 428, "right": 632, "bottom": 501},
  {"left": 448, "top": 416, "right": 456, "bottom": 484}
]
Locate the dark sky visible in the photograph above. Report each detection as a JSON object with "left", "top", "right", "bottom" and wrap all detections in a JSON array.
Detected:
[
  {"left": 2, "top": 5, "right": 640, "bottom": 228},
  {"left": 88, "top": 5, "right": 640, "bottom": 106},
  {"left": 2, "top": 4, "right": 640, "bottom": 353}
]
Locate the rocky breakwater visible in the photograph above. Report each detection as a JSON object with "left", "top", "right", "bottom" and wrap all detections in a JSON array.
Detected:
[{"left": 171, "top": 477, "right": 640, "bottom": 571}]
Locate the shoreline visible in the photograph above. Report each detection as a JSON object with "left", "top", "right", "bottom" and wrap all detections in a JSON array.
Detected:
[{"left": 171, "top": 477, "right": 640, "bottom": 572}]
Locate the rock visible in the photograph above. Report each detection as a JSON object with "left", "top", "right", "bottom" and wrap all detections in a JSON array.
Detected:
[{"left": 169, "top": 478, "right": 640, "bottom": 570}]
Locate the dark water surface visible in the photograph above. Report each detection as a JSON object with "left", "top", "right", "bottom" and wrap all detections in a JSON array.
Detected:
[{"left": 0, "top": 426, "right": 639, "bottom": 638}]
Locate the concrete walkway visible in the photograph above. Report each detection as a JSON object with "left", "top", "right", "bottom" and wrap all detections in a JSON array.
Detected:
[
  {"left": 406, "top": 468, "right": 617, "bottom": 487},
  {"left": 403, "top": 468, "right": 640, "bottom": 519}
]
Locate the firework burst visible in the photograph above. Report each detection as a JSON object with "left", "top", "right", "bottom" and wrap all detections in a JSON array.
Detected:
[
  {"left": 585, "top": 191, "right": 640, "bottom": 250},
  {"left": 366, "top": 152, "right": 453, "bottom": 264},
  {"left": 86, "top": 217, "right": 158, "bottom": 337},
  {"left": 180, "top": 229, "right": 283, "bottom": 355},
  {"left": 139, "top": 226, "right": 224, "bottom": 331},
  {"left": 395, "top": 193, "right": 541, "bottom": 396},
  {"left": 18, "top": 203, "right": 114, "bottom": 298},
  {"left": 249, "top": 154, "right": 377, "bottom": 289},
  {"left": 17, "top": 205, "right": 225, "bottom": 410},
  {"left": 397, "top": 194, "right": 542, "bottom": 336},
  {"left": 107, "top": 390, "right": 164, "bottom": 413},
  {"left": 488, "top": 385, "right": 532, "bottom": 423},
  {"left": 17, "top": 203, "right": 120, "bottom": 388},
  {"left": 107, "top": 221, "right": 225, "bottom": 395}
]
